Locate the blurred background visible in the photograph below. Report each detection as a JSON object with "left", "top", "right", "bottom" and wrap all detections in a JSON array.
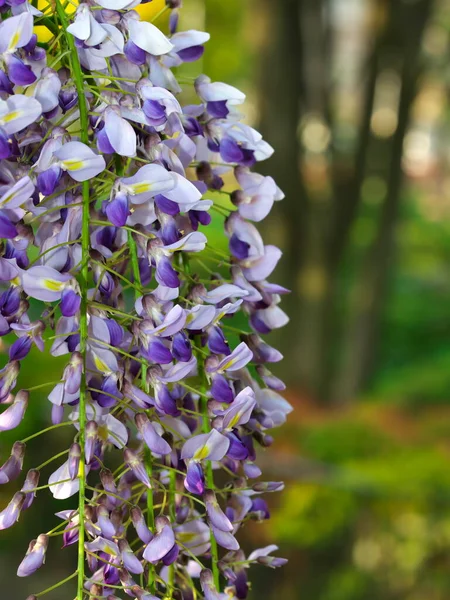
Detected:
[{"left": 4, "top": 0, "right": 450, "bottom": 598}]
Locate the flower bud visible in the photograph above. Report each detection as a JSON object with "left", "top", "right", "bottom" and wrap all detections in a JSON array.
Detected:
[
  {"left": 100, "top": 468, "right": 118, "bottom": 507},
  {"left": 169, "top": 8, "right": 179, "bottom": 34},
  {"left": 230, "top": 189, "right": 245, "bottom": 207},
  {"left": 17, "top": 534, "right": 49, "bottom": 577},
  {"left": 97, "top": 504, "right": 116, "bottom": 540},
  {"left": 0, "top": 361, "right": 20, "bottom": 403},
  {"left": 131, "top": 586, "right": 159, "bottom": 600},
  {"left": 0, "top": 390, "right": 28, "bottom": 431},
  {"left": 135, "top": 413, "right": 171, "bottom": 455},
  {"left": 196, "top": 161, "right": 213, "bottom": 185},
  {"left": 257, "top": 555, "right": 288, "bottom": 568},
  {"left": 51, "top": 404, "right": 64, "bottom": 425},
  {"left": 175, "top": 498, "right": 189, "bottom": 524},
  {"left": 205, "top": 489, "right": 233, "bottom": 532},
  {"left": 118, "top": 538, "right": 143, "bottom": 575},
  {"left": 143, "top": 516, "right": 176, "bottom": 564},
  {"left": 85, "top": 420, "right": 98, "bottom": 464},
  {"left": 124, "top": 449, "right": 152, "bottom": 488},
  {"left": 200, "top": 568, "right": 221, "bottom": 600},
  {"left": 21, "top": 469, "right": 40, "bottom": 510},
  {"left": 0, "top": 491, "right": 26, "bottom": 530},
  {"left": 63, "top": 351, "right": 83, "bottom": 394},
  {"left": 118, "top": 568, "right": 136, "bottom": 591},
  {"left": 184, "top": 461, "right": 205, "bottom": 495},
  {"left": 253, "top": 430, "right": 273, "bottom": 447},
  {"left": 90, "top": 584, "right": 103, "bottom": 599},
  {"left": 131, "top": 506, "right": 152, "bottom": 544},
  {"left": 252, "top": 481, "right": 284, "bottom": 493},
  {"left": 87, "top": 551, "right": 98, "bottom": 573},
  {"left": 0, "top": 441, "right": 26, "bottom": 484},
  {"left": 68, "top": 443, "right": 81, "bottom": 480},
  {"left": 255, "top": 365, "right": 286, "bottom": 390}
]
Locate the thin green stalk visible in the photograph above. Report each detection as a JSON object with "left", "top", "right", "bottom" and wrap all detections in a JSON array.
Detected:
[
  {"left": 200, "top": 395, "right": 220, "bottom": 589},
  {"left": 26, "top": 380, "right": 61, "bottom": 392},
  {"left": 168, "top": 469, "right": 176, "bottom": 597},
  {"left": 127, "top": 230, "right": 141, "bottom": 292},
  {"left": 191, "top": 330, "right": 220, "bottom": 590},
  {"left": 151, "top": 4, "right": 169, "bottom": 22},
  {"left": 26, "top": 478, "right": 72, "bottom": 493},
  {"left": 128, "top": 229, "right": 157, "bottom": 594},
  {"left": 20, "top": 421, "right": 73, "bottom": 443},
  {"left": 36, "top": 449, "right": 69, "bottom": 471},
  {"left": 55, "top": 3, "right": 90, "bottom": 598},
  {"left": 35, "top": 571, "right": 78, "bottom": 597}
]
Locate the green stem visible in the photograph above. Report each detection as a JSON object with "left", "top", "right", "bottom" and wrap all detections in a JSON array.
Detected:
[
  {"left": 55, "top": 4, "right": 90, "bottom": 598},
  {"left": 127, "top": 230, "right": 141, "bottom": 292},
  {"left": 168, "top": 469, "right": 176, "bottom": 597},
  {"left": 151, "top": 5, "right": 169, "bottom": 22},
  {"left": 194, "top": 335, "right": 221, "bottom": 588},
  {"left": 20, "top": 422, "right": 73, "bottom": 444},
  {"left": 128, "top": 229, "right": 157, "bottom": 594},
  {"left": 36, "top": 449, "right": 69, "bottom": 471},
  {"left": 26, "top": 380, "right": 61, "bottom": 392},
  {"left": 200, "top": 396, "right": 220, "bottom": 589},
  {"left": 35, "top": 571, "right": 78, "bottom": 597},
  {"left": 27, "top": 478, "right": 73, "bottom": 493},
  {"left": 144, "top": 447, "right": 156, "bottom": 593}
]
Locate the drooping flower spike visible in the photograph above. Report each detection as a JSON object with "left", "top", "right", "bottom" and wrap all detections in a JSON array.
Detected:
[{"left": 0, "top": 1, "right": 291, "bottom": 598}]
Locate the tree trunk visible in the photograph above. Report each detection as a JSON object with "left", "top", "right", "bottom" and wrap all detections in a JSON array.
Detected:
[
  {"left": 333, "top": 0, "right": 434, "bottom": 402},
  {"left": 257, "top": 0, "right": 339, "bottom": 394}
]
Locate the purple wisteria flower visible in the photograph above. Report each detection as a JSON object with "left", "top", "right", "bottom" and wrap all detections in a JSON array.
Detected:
[{"left": 0, "top": 1, "right": 290, "bottom": 598}]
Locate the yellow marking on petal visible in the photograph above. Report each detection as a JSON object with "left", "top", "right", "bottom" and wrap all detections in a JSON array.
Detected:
[
  {"left": 2, "top": 111, "right": 20, "bottom": 123},
  {"left": 227, "top": 412, "right": 242, "bottom": 429},
  {"left": 0, "top": 190, "right": 14, "bottom": 206},
  {"left": 62, "top": 159, "right": 85, "bottom": 171},
  {"left": 93, "top": 354, "right": 109, "bottom": 373},
  {"left": 104, "top": 543, "right": 118, "bottom": 555},
  {"left": 193, "top": 445, "right": 210, "bottom": 461},
  {"left": 98, "top": 424, "right": 109, "bottom": 441},
  {"left": 219, "top": 357, "right": 236, "bottom": 370},
  {"left": 11, "top": 276, "right": 20, "bottom": 286},
  {"left": 129, "top": 182, "right": 152, "bottom": 195},
  {"left": 8, "top": 31, "right": 21, "bottom": 52},
  {"left": 176, "top": 531, "right": 197, "bottom": 544},
  {"left": 43, "top": 278, "right": 65, "bottom": 292}
]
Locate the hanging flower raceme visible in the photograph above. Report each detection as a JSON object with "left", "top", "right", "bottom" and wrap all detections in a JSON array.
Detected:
[{"left": 0, "top": 1, "right": 291, "bottom": 598}]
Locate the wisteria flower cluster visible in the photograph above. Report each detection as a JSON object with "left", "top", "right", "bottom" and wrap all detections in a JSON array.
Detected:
[{"left": 0, "top": 0, "right": 291, "bottom": 598}]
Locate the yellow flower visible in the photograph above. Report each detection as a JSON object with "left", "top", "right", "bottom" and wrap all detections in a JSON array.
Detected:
[
  {"left": 35, "top": 0, "right": 167, "bottom": 43},
  {"left": 136, "top": 0, "right": 166, "bottom": 21}
]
